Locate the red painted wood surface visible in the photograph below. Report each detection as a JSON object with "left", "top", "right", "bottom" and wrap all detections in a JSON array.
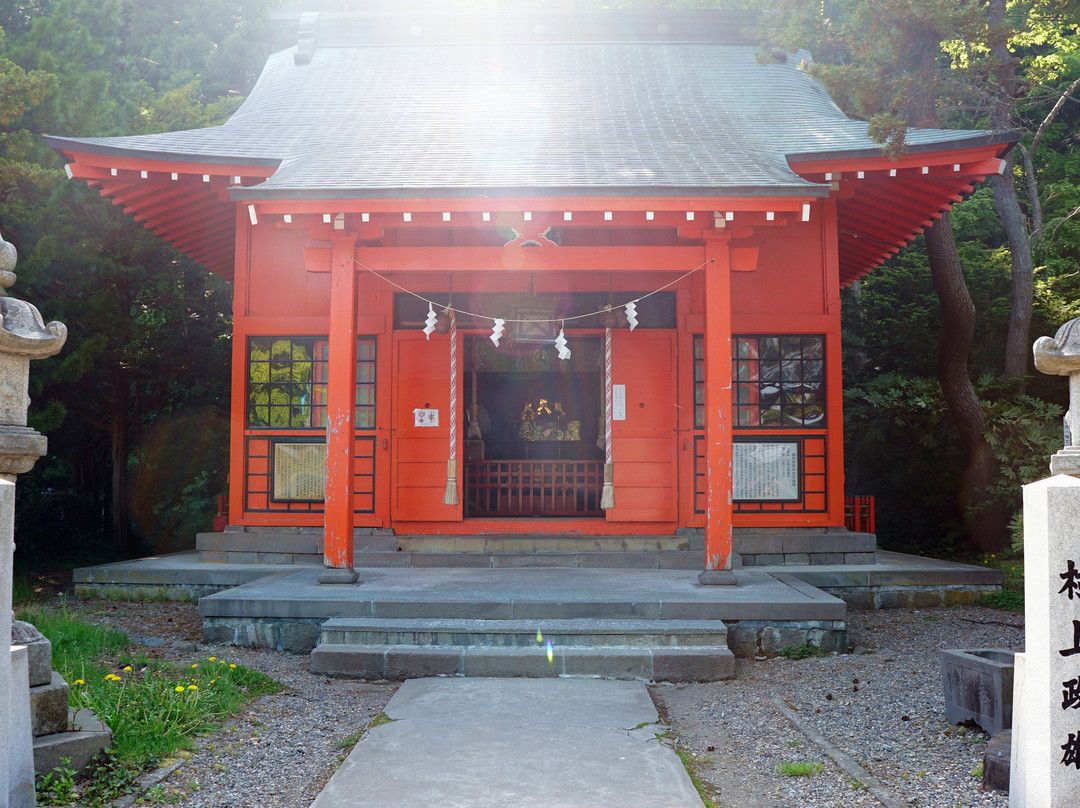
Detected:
[
  {"left": 391, "top": 332, "right": 462, "bottom": 522},
  {"left": 606, "top": 331, "right": 679, "bottom": 522},
  {"left": 323, "top": 237, "right": 359, "bottom": 570}
]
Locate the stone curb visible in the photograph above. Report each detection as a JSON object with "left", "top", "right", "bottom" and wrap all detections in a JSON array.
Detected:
[
  {"left": 773, "top": 697, "right": 906, "bottom": 808},
  {"left": 108, "top": 756, "right": 188, "bottom": 807}
]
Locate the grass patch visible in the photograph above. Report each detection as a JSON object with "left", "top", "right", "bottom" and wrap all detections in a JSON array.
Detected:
[
  {"left": 777, "top": 759, "right": 824, "bottom": 777},
  {"left": 778, "top": 643, "right": 830, "bottom": 660},
  {"left": 974, "top": 555, "right": 1024, "bottom": 612},
  {"left": 19, "top": 604, "right": 280, "bottom": 806},
  {"left": 673, "top": 748, "right": 719, "bottom": 808}
]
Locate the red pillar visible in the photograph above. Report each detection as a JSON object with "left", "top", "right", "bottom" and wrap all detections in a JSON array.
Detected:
[
  {"left": 319, "top": 233, "right": 360, "bottom": 584},
  {"left": 700, "top": 230, "right": 736, "bottom": 585}
]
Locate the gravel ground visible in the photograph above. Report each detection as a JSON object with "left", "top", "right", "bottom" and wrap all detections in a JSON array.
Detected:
[
  {"left": 653, "top": 606, "right": 1023, "bottom": 808},
  {"left": 68, "top": 600, "right": 396, "bottom": 808},
  {"left": 63, "top": 599, "right": 1021, "bottom": 808}
]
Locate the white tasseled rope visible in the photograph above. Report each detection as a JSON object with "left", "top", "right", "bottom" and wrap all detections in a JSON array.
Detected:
[
  {"left": 601, "top": 326, "right": 614, "bottom": 509},
  {"left": 444, "top": 310, "right": 459, "bottom": 505}
]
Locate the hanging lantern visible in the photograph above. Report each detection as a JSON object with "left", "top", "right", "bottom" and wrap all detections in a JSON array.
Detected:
[
  {"left": 490, "top": 318, "right": 506, "bottom": 347},
  {"left": 423, "top": 302, "right": 438, "bottom": 340}
]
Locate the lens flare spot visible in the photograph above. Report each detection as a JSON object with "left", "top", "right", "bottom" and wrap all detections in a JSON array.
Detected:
[
  {"left": 546, "top": 641, "right": 554, "bottom": 664},
  {"left": 536, "top": 629, "right": 544, "bottom": 643}
]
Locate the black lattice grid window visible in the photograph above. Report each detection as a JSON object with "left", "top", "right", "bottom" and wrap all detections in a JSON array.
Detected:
[
  {"left": 247, "top": 337, "right": 376, "bottom": 429},
  {"left": 734, "top": 336, "right": 825, "bottom": 429}
]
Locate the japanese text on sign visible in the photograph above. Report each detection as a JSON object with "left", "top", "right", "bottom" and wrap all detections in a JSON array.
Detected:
[
  {"left": 413, "top": 408, "right": 439, "bottom": 427},
  {"left": 1059, "top": 558, "right": 1080, "bottom": 769}
]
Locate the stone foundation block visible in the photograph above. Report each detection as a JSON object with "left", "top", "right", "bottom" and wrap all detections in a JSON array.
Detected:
[
  {"left": 255, "top": 552, "right": 294, "bottom": 565},
  {"left": 562, "top": 649, "right": 652, "bottom": 680},
  {"left": 311, "top": 646, "right": 387, "bottom": 679},
  {"left": 810, "top": 553, "right": 846, "bottom": 566},
  {"left": 844, "top": 552, "right": 876, "bottom": 565},
  {"left": 385, "top": 648, "right": 462, "bottom": 679},
  {"left": 30, "top": 672, "right": 69, "bottom": 737},
  {"left": 726, "top": 624, "right": 759, "bottom": 658},
  {"left": 653, "top": 648, "right": 735, "bottom": 682},
  {"left": 784, "top": 553, "right": 810, "bottom": 566},
  {"left": 281, "top": 622, "right": 321, "bottom": 654},
  {"left": 226, "top": 551, "right": 257, "bottom": 564},
  {"left": 759, "top": 626, "right": 811, "bottom": 656},
  {"left": 754, "top": 554, "right": 783, "bottom": 566},
  {"left": 461, "top": 648, "right": 559, "bottom": 678},
  {"left": 200, "top": 551, "right": 227, "bottom": 563}
]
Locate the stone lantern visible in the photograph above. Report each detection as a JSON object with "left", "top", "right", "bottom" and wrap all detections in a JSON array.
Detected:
[
  {"left": 0, "top": 230, "right": 66, "bottom": 808},
  {"left": 1034, "top": 318, "right": 1080, "bottom": 476}
]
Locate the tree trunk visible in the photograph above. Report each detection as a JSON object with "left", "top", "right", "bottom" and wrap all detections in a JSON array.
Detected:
[
  {"left": 110, "top": 374, "right": 131, "bottom": 557},
  {"left": 924, "top": 213, "right": 1004, "bottom": 550},
  {"left": 991, "top": 157, "right": 1034, "bottom": 384},
  {"left": 986, "top": 0, "right": 1033, "bottom": 385}
]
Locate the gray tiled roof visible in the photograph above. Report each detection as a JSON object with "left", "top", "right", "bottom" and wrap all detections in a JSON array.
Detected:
[{"left": 48, "top": 34, "right": 1001, "bottom": 199}]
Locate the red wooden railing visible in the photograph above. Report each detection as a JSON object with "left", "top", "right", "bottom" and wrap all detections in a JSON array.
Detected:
[
  {"left": 466, "top": 460, "right": 604, "bottom": 516},
  {"left": 844, "top": 495, "right": 876, "bottom": 534}
]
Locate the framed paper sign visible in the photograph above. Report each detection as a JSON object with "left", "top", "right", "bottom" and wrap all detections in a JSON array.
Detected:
[
  {"left": 272, "top": 441, "right": 326, "bottom": 501},
  {"left": 732, "top": 441, "right": 799, "bottom": 501}
]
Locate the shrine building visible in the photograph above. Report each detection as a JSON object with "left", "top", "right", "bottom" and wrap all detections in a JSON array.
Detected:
[{"left": 48, "top": 10, "right": 1014, "bottom": 583}]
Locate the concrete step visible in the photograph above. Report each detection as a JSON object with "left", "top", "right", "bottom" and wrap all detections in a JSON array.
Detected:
[
  {"left": 396, "top": 534, "right": 692, "bottom": 554},
  {"left": 310, "top": 643, "right": 734, "bottom": 682},
  {"left": 311, "top": 616, "right": 734, "bottom": 681},
  {"left": 318, "top": 617, "right": 729, "bottom": 648}
]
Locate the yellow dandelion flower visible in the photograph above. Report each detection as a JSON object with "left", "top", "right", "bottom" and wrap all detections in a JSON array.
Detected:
[
  {"left": 105, "top": 673, "right": 121, "bottom": 681},
  {"left": 188, "top": 684, "right": 198, "bottom": 690},
  {"left": 74, "top": 679, "right": 84, "bottom": 686},
  {"left": 191, "top": 663, "right": 198, "bottom": 668},
  {"left": 219, "top": 660, "right": 226, "bottom": 665},
  {"left": 208, "top": 657, "right": 216, "bottom": 662},
  {"left": 175, "top": 686, "right": 185, "bottom": 693},
  {"left": 123, "top": 666, "right": 132, "bottom": 672},
  {"left": 229, "top": 664, "right": 237, "bottom": 669}
]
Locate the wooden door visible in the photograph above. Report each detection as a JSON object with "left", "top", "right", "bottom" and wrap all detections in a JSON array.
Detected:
[
  {"left": 390, "top": 331, "right": 462, "bottom": 522},
  {"left": 606, "top": 331, "right": 678, "bottom": 522}
]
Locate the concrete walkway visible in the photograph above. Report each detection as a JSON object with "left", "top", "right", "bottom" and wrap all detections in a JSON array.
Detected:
[{"left": 309, "top": 678, "right": 703, "bottom": 808}]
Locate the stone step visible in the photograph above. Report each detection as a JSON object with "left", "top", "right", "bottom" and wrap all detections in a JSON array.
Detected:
[
  {"left": 395, "top": 534, "right": 692, "bottom": 554},
  {"left": 30, "top": 673, "right": 69, "bottom": 738},
  {"left": 310, "top": 643, "right": 734, "bottom": 682},
  {"left": 318, "top": 617, "right": 729, "bottom": 648},
  {"left": 34, "top": 708, "right": 112, "bottom": 777}
]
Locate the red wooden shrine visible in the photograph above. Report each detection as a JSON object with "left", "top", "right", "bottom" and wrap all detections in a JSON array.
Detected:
[{"left": 47, "top": 10, "right": 1013, "bottom": 581}]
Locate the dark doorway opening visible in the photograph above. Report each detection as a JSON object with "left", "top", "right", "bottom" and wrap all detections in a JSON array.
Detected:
[{"left": 463, "top": 336, "right": 604, "bottom": 517}]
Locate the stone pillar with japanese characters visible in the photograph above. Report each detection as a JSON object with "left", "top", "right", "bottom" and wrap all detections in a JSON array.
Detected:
[
  {"left": 1010, "top": 322, "right": 1080, "bottom": 806},
  {"left": 0, "top": 231, "right": 67, "bottom": 808}
]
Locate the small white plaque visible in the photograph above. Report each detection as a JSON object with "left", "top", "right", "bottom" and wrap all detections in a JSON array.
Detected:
[
  {"left": 732, "top": 442, "right": 799, "bottom": 501},
  {"left": 414, "top": 408, "right": 439, "bottom": 427},
  {"left": 612, "top": 385, "right": 626, "bottom": 421}
]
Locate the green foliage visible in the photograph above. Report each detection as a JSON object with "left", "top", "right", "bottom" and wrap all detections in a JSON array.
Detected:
[
  {"left": 776, "top": 760, "right": 823, "bottom": 777},
  {"left": 778, "top": 643, "right": 830, "bottom": 660},
  {"left": 20, "top": 604, "right": 280, "bottom": 803}
]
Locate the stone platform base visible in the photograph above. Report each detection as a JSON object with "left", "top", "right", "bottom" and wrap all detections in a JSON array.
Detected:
[{"left": 193, "top": 526, "right": 877, "bottom": 568}]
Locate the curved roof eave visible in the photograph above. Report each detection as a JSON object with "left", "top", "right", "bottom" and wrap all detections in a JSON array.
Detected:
[
  {"left": 786, "top": 131, "right": 1020, "bottom": 164},
  {"left": 44, "top": 135, "right": 282, "bottom": 169}
]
